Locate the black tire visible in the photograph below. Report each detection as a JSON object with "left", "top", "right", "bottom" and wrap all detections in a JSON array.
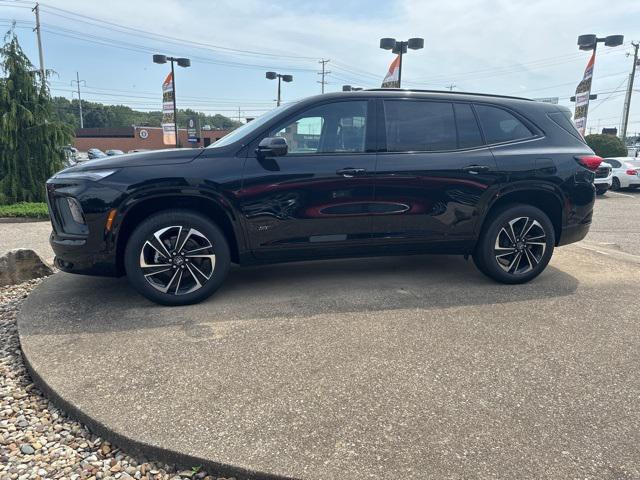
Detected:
[
  {"left": 473, "top": 204, "right": 555, "bottom": 284},
  {"left": 611, "top": 177, "right": 621, "bottom": 191},
  {"left": 124, "top": 210, "right": 230, "bottom": 306},
  {"left": 595, "top": 185, "right": 608, "bottom": 195}
]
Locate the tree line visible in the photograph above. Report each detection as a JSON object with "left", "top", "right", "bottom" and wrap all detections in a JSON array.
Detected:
[{"left": 52, "top": 97, "right": 242, "bottom": 131}]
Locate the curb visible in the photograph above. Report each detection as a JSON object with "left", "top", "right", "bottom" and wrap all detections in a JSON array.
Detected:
[
  {"left": 0, "top": 217, "right": 49, "bottom": 223},
  {"left": 20, "top": 352, "right": 295, "bottom": 480},
  {"left": 17, "top": 280, "right": 297, "bottom": 480}
]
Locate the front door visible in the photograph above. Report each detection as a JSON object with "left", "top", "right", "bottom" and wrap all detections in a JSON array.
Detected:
[
  {"left": 371, "top": 99, "right": 500, "bottom": 248},
  {"left": 239, "top": 99, "right": 377, "bottom": 260}
]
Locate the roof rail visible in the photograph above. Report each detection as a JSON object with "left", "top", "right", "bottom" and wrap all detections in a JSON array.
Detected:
[{"left": 365, "top": 88, "right": 533, "bottom": 102}]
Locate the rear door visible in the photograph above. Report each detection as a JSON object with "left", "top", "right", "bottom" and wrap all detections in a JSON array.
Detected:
[{"left": 371, "top": 98, "right": 500, "bottom": 247}]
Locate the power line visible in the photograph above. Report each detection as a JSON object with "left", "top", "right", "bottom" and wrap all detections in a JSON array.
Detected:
[{"left": 1, "top": 0, "right": 319, "bottom": 61}]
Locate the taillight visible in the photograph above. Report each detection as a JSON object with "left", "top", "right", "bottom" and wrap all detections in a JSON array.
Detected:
[
  {"left": 626, "top": 169, "right": 638, "bottom": 176},
  {"left": 575, "top": 155, "right": 602, "bottom": 171}
]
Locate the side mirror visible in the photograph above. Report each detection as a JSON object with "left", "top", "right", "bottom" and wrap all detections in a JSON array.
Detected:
[{"left": 257, "top": 137, "right": 288, "bottom": 157}]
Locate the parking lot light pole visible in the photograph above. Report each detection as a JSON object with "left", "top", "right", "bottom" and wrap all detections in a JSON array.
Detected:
[
  {"left": 153, "top": 54, "right": 191, "bottom": 148},
  {"left": 266, "top": 72, "right": 293, "bottom": 106},
  {"left": 576, "top": 33, "right": 624, "bottom": 74},
  {"left": 379, "top": 37, "right": 424, "bottom": 88}
]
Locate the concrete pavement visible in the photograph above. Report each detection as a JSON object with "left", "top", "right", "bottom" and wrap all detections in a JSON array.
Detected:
[
  {"left": 17, "top": 245, "right": 640, "bottom": 479},
  {"left": 0, "top": 220, "right": 53, "bottom": 264}
]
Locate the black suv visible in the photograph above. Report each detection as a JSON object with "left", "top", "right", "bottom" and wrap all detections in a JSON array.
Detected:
[{"left": 46, "top": 90, "right": 600, "bottom": 305}]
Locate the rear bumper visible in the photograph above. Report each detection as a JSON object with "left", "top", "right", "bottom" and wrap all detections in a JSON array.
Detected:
[{"left": 558, "top": 220, "right": 591, "bottom": 246}]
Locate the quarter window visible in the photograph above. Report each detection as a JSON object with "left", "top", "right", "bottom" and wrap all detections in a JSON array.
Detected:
[
  {"left": 271, "top": 101, "right": 367, "bottom": 155},
  {"left": 454, "top": 103, "right": 483, "bottom": 148},
  {"left": 475, "top": 104, "right": 533, "bottom": 144},
  {"left": 384, "top": 100, "right": 457, "bottom": 152}
]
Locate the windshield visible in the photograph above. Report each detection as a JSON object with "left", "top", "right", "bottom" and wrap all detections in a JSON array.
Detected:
[{"left": 207, "top": 102, "right": 298, "bottom": 148}]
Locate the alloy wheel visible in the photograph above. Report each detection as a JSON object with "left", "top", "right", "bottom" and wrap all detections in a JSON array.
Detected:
[
  {"left": 139, "top": 226, "right": 216, "bottom": 295},
  {"left": 494, "top": 216, "right": 546, "bottom": 275}
]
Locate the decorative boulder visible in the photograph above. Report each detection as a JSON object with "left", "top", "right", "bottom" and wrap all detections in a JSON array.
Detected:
[{"left": 0, "top": 249, "right": 54, "bottom": 286}]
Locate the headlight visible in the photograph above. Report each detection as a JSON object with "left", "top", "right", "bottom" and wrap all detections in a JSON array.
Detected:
[
  {"left": 54, "top": 169, "right": 118, "bottom": 181},
  {"left": 66, "top": 197, "right": 86, "bottom": 224}
]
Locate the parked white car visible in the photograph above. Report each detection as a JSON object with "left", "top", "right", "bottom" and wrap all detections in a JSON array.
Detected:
[
  {"left": 594, "top": 161, "right": 613, "bottom": 195},
  {"left": 604, "top": 157, "right": 640, "bottom": 190}
]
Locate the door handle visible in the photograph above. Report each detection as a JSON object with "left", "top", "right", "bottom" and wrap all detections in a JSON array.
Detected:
[
  {"left": 462, "top": 165, "right": 491, "bottom": 174},
  {"left": 336, "top": 167, "right": 366, "bottom": 177}
]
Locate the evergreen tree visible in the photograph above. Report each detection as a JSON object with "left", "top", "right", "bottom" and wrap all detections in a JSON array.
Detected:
[{"left": 0, "top": 27, "right": 72, "bottom": 204}]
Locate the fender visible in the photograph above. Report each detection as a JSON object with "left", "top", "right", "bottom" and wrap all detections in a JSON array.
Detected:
[
  {"left": 110, "top": 183, "right": 250, "bottom": 266},
  {"left": 473, "top": 180, "right": 566, "bottom": 239}
]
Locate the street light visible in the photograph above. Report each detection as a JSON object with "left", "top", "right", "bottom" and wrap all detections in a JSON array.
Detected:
[
  {"left": 266, "top": 71, "right": 293, "bottom": 106},
  {"left": 379, "top": 37, "right": 424, "bottom": 87},
  {"left": 153, "top": 54, "right": 191, "bottom": 148}
]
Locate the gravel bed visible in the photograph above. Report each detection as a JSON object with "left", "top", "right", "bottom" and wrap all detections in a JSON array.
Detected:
[{"left": 1, "top": 280, "right": 234, "bottom": 480}]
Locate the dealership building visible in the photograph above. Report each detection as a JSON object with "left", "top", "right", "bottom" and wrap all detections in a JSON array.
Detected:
[{"left": 73, "top": 126, "right": 232, "bottom": 152}]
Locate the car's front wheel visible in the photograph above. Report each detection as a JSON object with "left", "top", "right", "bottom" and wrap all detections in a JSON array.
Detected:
[
  {"left": 473, "top": 204, "right": 555, "bottom": 284},
  {"left": 124, "top": 210, "right": 230, "bottom": 305}
]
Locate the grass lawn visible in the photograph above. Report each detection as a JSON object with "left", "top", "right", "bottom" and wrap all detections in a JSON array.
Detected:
[{"left": 0, "top": 202, "right": 49, "bottom": 219}]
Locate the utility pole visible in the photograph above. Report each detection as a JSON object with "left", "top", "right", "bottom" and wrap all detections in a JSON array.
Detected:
[
  {"left": 32, "top": 3, "right": 45, "bottom": 83},
  {"left": 237, "top": 106, "right": 242, "bottom": 124},
  {"left": 620, "top": 41, "right": 639, "bottom": 141},
  {"left": 71, "top": 72, "right": 85, "bottom": 129},
  {"left": 318, "top": 59, "right": 330, "bottom": 94},
  {"left": 446, "top": 83, "right": 456, "bottom": 91}
]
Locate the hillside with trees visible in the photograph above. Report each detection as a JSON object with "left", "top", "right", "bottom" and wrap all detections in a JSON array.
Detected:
[{"left": 51, "top": 97, "right": 242, "bottom": 130}]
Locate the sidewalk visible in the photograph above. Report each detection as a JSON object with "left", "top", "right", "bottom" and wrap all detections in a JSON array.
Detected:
[{"left": 0, "top": 221, "right": 53, "bottom": 263}]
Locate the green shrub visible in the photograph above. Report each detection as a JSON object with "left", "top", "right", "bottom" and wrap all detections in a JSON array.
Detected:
[
  {"left": 585, "top": 134, "right": 627, "bottom": 158},
  {"left": 0, "top": 202, "right": 49, "bottom": 218}
]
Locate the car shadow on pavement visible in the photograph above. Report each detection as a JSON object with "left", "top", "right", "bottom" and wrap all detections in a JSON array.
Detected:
[{"left": 19, "top": 254, "right": 579, "bottom": 336}]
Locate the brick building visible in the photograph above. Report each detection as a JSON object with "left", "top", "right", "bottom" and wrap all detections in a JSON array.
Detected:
[{"left": 73, "top": 126, "right": 232, "bottom": 152}]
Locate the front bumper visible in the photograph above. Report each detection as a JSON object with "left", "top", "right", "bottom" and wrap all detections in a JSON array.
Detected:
[
  {"left": 46, "top": 177, "right": 122, "bottom": 277},
  {"left": 51, "top": 234, "right": 118, "bottom": 276}
]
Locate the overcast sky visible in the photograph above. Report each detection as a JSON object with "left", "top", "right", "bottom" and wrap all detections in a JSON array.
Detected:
[{"left": 1, "top": 0, "right": 639, "bottom": 134}]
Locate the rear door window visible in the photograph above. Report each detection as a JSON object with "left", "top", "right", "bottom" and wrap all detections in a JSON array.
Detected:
[
  {"left": 384, "top": 100, "right": 457, "bottom": 152},
  {"left": 475, "top": 104, "right": 534, "bottom": 144}
]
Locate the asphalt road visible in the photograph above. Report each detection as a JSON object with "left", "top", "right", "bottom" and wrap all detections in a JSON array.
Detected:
[
  {"left": 585, "top": 188, "right": 640, "bottom": 255},
  {"left": 17, "top": 198, "right": 640, "bottom": 479}
]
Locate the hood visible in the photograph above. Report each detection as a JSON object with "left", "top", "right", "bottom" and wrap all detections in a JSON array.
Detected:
[{"left": 74, "top": 148, "right": 203, "bottom": 170}]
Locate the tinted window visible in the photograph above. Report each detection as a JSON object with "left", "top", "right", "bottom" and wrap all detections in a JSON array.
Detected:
[
  {"left": 384, "top": 100, "right": 456, "bottom": 152},
  {"left": 475, "top": 105, "right": 533, "bottom": 144},
  {"left": 606, "top": 159, "right": 621, "bottom": 168},
  {"left": 454, "top": 103, "right": 483, "bottom": 148},
  {"left": 271, "top": 101, "right": 367, "bottom": 154},
  {"left": 547, "top": 110, "right": 584, "bottom": 142}
]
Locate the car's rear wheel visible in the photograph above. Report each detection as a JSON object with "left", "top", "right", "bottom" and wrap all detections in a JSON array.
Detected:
[
  {"left": 595, "top": 185, "right": 608, "bottom": 195},
  {"left": 473, "top": 204, "right": 555, "bottom": 284},
  {"left": 124, "top": 210, "right": 230, "bottom": 305},
  {"left": 611, "top": 177, "right": 621, "bottom": 191}
]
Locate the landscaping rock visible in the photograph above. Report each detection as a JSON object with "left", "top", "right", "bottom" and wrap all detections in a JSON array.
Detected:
[
  {"left": 0, "top": 249, "right": 53, "bottom": 287},
  {"left": 1, "top": 280, "right": 220, "bottom": 480}
]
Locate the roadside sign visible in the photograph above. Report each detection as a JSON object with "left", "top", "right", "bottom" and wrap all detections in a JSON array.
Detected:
[
  {"left": 187, "top": 116, "right": 200, "bottom": 143},
  {"left": 533, "top": 97, "right": 559, "bottom": 104}
]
